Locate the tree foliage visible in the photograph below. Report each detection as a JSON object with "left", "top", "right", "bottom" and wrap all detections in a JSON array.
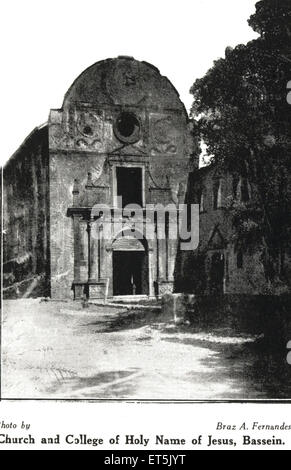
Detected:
[{"left": 190, "top": 0, "right": 291, "bottom": 289}]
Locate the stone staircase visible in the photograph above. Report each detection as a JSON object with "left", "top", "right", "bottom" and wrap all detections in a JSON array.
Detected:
[{"left": 90, "top": 295, "right": 161, "bottom": 311}]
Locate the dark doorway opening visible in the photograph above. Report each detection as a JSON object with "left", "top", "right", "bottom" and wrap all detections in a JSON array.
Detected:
[
  {"left": 116, "top": 167, "right": 143, "bottom": 208},
  {"left": 210, "top": 252, "right": 225, "bottom": 294},
  {"left": 113, "top": 251, "right": 148, "bottom": 296}
]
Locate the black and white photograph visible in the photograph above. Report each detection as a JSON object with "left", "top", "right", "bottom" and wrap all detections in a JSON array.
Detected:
[{"left": 1, "top": 0, "right": 291, "bottom": 442}]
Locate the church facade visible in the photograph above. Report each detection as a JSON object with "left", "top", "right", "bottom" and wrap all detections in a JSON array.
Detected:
[
  {"left": 4, "top": 56, "right": 282, "bottom": 301},
  {"left": 3, "top": 57, "right": 195, "bottom": 299}
]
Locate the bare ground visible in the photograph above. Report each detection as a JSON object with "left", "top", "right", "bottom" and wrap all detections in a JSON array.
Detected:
[{"left": 1, "top": 299, "right": 290, "bottom": 399}]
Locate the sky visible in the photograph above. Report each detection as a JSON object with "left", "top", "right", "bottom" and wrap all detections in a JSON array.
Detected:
[{"left": 1, "top": 0, "right": 259, "bottom": 165}]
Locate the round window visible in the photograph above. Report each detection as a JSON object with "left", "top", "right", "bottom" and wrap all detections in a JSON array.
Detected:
[
  {"left": 114, "top": 112, "right": 141, "bottom": 143},
  {"left": 83, "top": 125, "right": 93, "bottom": 136}
]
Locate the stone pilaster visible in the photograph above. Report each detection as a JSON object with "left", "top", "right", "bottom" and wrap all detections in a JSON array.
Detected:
[
  {"left": 73, "top": 215, "right": 81, "bottom": 282},
  {"left": 88, "top": 220, "right": 99, "bottom": 282},
  {"left": 79, "top": 220, "right": 88, "bottom": 281},
  {"left": 167, "top": 214, "right": 179, "bottom": 281},
  {"left": 157, "top": 221, "right": 166, "bottom": 281},
  {"left": 73, "top": 214, "right": 84, "bottom": 298}
]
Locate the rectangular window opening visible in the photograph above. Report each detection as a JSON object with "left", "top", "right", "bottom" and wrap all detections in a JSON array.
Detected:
[
  {"left": 116, "top": 167, "right": 143, "bottom": 208},
  {"left": 213, "top": 179, "right": 222, "bottom": 210}
]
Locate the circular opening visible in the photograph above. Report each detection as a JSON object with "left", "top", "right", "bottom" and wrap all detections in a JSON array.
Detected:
[
  {"left": 115, "top": 112, "right": 140, "bottom": 142},
  {"left": 83, "top": 125, "right": 93, "bottom": 136}
]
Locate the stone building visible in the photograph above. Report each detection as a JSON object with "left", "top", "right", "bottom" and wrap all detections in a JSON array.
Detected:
[
  {"left": 183, "top": 164, "right": 269, "bottom": 295},
  {"left": 3, "top": 56, "right": 196, "bottom": 299},
  {"left": 5, "top": 56, "right": 285, "bottom": 301}
]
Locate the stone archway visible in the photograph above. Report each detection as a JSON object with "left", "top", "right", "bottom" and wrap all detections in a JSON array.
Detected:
[
  {"left": 112, "top": 230, "right": 149, "bottom": 296},
  {"left": 210, "top": 252, "right": 225, "bottom": 294}
]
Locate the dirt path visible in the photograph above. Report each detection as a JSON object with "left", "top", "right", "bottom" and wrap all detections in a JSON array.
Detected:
[{"left": 1, "top": 299, "right": 289, "bottom": 399}]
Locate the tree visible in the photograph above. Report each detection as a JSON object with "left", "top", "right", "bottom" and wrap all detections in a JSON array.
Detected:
[
  {"left": 248, "top": 0, "right": 291, "bottom": 45},
  {"left": 190, "top": 0, "right": 291, "bottom": 291}
]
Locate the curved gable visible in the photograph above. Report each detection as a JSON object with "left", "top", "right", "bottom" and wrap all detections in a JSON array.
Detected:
[{"left": 63, "top": 56, "right": 186, "bottom": 114}]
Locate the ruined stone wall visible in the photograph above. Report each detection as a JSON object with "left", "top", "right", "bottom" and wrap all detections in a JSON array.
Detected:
[
  {"left": 163, "top": 292, "right": 291, "bottom": 348},
  {"left": 3, "top": 126, "right": 50, "bottom": 298},
  {"left": 178, "top": 165, "right": 266, "bottom": 294}
]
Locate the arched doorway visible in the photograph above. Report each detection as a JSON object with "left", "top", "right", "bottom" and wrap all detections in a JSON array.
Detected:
[
  {"left": 112, "top": 230, "right": 149, "bottom": 296},
  {"left": 210, "top": 252, "right": 225, "bottom": 294}
]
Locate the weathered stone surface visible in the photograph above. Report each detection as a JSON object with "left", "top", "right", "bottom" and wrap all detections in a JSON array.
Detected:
[
  {"left": 161, "top": 293, "right": 190, "bottom": 324},
  {"left": 177, "top": 164, "right": 269, "bottom": 295},
  {"left": 63, "top": 58, "right": 186, "bottom": 111},
  {"left": 50, "top": 57, "right": 194, "bottom": 299},
  {"left": 4, "top": 56, "right": 197, "bottom": 299},
  {"left": 3, "top": 125, "right": 50, "bottom": 298}
]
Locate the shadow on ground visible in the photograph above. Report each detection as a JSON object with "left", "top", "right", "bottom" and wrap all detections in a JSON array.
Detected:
[
  {"left": 72, "top": 308, "right": 291, "bottom": 399},
  {"left": 4, "top": 300, "right": 291, "bottom": 399},
  {"left": 47, "top": 368, "right": 140, "bottom": 398},
  {"left": 163, "top": 332, "right": 291, "bottom": 399}
]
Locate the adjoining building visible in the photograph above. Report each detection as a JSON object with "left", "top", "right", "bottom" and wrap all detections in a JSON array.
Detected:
[{"left": 180, "top": 164, "right": 269, "bottom": 295}]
